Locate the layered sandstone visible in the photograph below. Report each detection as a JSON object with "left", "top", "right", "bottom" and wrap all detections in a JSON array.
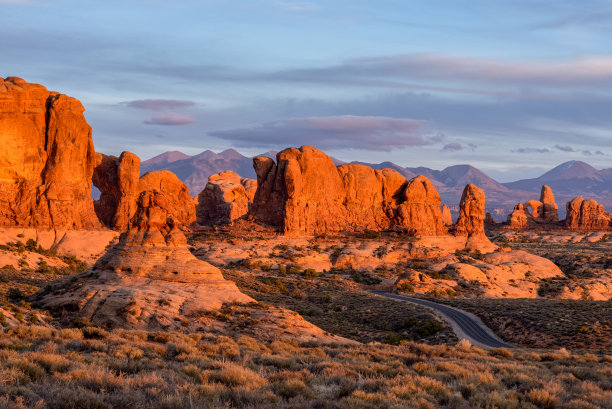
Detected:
[
  {"left": 93, "top": 152, "right": 195, "bottom": 231},
  {"left": 565, "top": 197, "right": 611, "bottom": 231},
  {"left": 0, "top": 77, "right": 99, "bottom": 228},
  {"left": 33, "top": 190, "right": 252, "bottom": 329},
  {"left": 441, "top": 205, "right": 453, "bottom": 226},
  {"left": 453, "top": 184, "right": 496, "bottom": 251},
  {"left": 506, "top": 185, "right": 559, "bottom": 229},
  {"left": 250, "top": 146, "right": 446, "bottom": 235},
  {"left": 196, "top": 170, "right": 256, "bottom": 225}
]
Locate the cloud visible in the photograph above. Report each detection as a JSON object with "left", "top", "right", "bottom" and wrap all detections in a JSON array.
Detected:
[
  {"left": 554, "top": 144, "right": 577, "bottom": 152},
  {"left": 126, "top": 99, "right": 196, "bottom": 111},
  {"left": 272, "top": 54, "right": 612, "bottom": 91},
  {"left": 512, "top": 147, "right": 552, "bottom": 154},
  {"left": 442, "top": 142, "right": 463, "bottom": 152},
  {"left": 582, "top": 150, "right": 606, "bottom": 156},
  {"left": 209, "top": 115, "right": 437, "bottom": 151},
  {"left": 144, "top": 113, "right": 195, "bottom": 126}
]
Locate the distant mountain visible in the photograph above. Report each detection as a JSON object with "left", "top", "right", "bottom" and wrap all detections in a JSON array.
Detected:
[
  {"left": 140, "top": 151, "right": 190, "bottom": 174},
  {"left": 141, "top": 149, "right": 255, "bottom": 195}
]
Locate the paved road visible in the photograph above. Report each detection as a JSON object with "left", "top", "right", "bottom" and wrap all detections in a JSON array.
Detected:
[{"left": 371, "top": 291, "right": 515, "bottom": 349}]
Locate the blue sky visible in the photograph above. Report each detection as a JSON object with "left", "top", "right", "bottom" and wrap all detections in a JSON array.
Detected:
[{"left": 2, "top": 0, "right": 612, "bottom": 180}]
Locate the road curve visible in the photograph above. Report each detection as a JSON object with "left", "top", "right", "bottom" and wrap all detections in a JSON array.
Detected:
[{"left": 371, "top": 291, "right": 515, "bottom": 349}]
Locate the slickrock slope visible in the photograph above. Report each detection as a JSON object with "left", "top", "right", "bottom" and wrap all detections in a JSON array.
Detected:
[
  {"left": 196, "top": 170, "right": 256, "bottom": 225},
  {"left": 565, "top": 197, "right": 611, "bottom": 231},
  {"left": 93, "top": 152, "right": 195, "bottom": 231},
  {"left": 453, "top": 184, "right": 497, "bottom": 252},
  {"left": 0, "top": 77, "right": 99, "bottom": 228},
  {"left": 506, "top": 185, "right": 559, "bottom": 229},
  {"left": 33, "top": 190, "right": 253, "bottom": 329},
  {"left": 251, "top": 146, "right": 446, "bottom": 235}
]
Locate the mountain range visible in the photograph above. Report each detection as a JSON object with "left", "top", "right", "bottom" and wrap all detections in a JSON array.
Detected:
[{"left": 141, "top": 150, "right": 612, "bottom": 220}]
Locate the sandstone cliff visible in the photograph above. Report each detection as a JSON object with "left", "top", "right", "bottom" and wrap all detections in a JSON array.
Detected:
[
  {"left": 0, "top": 77, "right": 99, "bottom": 228},
  {"left": 250, "top": 146, "right": 446, "bottom": 235},
  {"left": 196, "top": 170, "right": 256, "bottom": 225},
  {"left": 565, "top": 197, "right": 611, "bottom": 231},
  {"left": 93, "top": 152, "right": 195, "bottom": 231}
]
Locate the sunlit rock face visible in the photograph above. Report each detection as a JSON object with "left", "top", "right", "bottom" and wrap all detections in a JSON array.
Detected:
[
  {"left": 453, "top": 184, "right": 497, "bottom": 252},
  {"left": 196, "top": 170, "right": 256, "bottom": 225},
  {"left": 565, "top": 197, "right": 611, "bottom": 231},
  {"left": 0, "top": 77, "right": 99, "bottom": 229},
  {"left": 93, "top": 151, "right": 195, "bottom": 231},
  {"left": 250, "top": 145, "right": 447, "bottom": 236},
  {"left": 506, "top": 185, "right": 559, "bottom": 229}
]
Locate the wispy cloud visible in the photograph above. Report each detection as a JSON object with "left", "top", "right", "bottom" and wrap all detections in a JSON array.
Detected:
[
  {"left": 209, "top": 115, "right": 439, "bottom": 151},
  {"left": 554, "top": 144, "right": 577, "bottom": 152},
  {"left": 126, "top": 99, "right": 196, "bottom": 111},
  {"left": 512, "top": 147, "right": 552, "bottom": 154},
  {"left": 272, "top": 54, "right": 612, "bottom": 91},
  {"left": 144, "top": 113, "right": 195, "bottom": 126}
]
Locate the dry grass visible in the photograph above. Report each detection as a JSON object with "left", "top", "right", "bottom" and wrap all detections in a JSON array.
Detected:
[{"left": 0, "top": 323, "right": 609, "bottom": 408}]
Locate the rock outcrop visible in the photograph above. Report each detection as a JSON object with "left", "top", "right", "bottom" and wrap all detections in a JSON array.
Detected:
[
  {"left": 506, "top": 185, "right": 559, "bottom": 229},
  {"left": 0, "top": 77, "right": 99, "bottom": 229},
  {"left": 441, "top": 205, "right": 453, "bottom": 225},
  {"left": 539, "top": 185, "right": 559, "bottom": 223},
  {"left": 196, "top": 171, "right": 256, "bottom": 225},
  {"left": 93, "top": 152, "right": 195, "bottom": 231},
  {"left": 506, "top": 203, "right": 530, "bottom": 229},
  {"left": 565, "top": 197, "right": 611, "bottom": 231},
  {"left": 484, "top": 212, "right": 496, "bottom": 226},
  {"left": 250, "top": 146, "right": 446, "bottom": 235},
  {"left": 33, "top": 190, "right": 252, "bottom": 329},
  {"left": 453, "top": 184, "right": 496, "bottom": 251}
]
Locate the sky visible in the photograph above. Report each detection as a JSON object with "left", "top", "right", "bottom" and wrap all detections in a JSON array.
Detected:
[{"left": 2, "top": 0, "right": 612, "bottom": 181}]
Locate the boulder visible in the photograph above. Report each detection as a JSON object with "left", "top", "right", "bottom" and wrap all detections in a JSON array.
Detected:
[
  {"left": 250, "top": 145, "right": 446, "bottom": 235},
  {"left": 453, "top": 184, "right": 496, "bottom": 251},
  {"left": 93, "top": 152, "right": 195, "bottom": 231},
  {"left": 33, "top": 190, "right": 252, "bottom": 329},
  {"left": 196, "top": 170, "right": 256, "bottom": 225},
  {"left": 441, "top": 204, "right": 453, "bottom": 225},
  {"left": 0, "top": 77, "right": 99, "bottom": 229},
  {"left": 565, "top": 197, "right": 611, "bottom": 231}
]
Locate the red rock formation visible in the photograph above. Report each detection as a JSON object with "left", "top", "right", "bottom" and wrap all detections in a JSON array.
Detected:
[
  {"left": 33, "top": 190, "right": 252, "bottom": 329},
  {"left": 565, "top": 197, "right": 611, "bottom": 231},
  {"left": 0, "top": 77, "right": 99, "bottom": 228},
  {"left": 454, "top": 184, "right": 496, "bottom": 251},
  {"left": 442, "top": 204, "right": 453, "bottom": 225},
  {"left": 196, "top": 170, "right": 256, "bottom": 225},
  {"left": 506, "top": 203, "right": 531, "bottom": 229},
  {"left": 92, "top": 152, "right": 141, "bottom": 229},
  {"left": 93, "top": 152, "right": 195, "bottom": 231},
  {"left": 506, "top": 185, "right": 559, "bottom": 229},
  {"left": 539, "top": 185, "right": 559, "bottom": 223},
  {"left": 250, "top": 146, "right": 446, "bottom": 235},
  {"left": 484, "top": 212, "right": 496, "bottom": 226}
]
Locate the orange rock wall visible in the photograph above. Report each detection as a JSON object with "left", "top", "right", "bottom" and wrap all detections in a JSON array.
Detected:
[{"left": 0, "top": 77, "right": 99, "bottom": 228}]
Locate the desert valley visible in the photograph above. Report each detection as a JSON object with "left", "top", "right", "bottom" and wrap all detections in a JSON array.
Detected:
[{"left": 0, "top": 76, "right": 609, "bottom": 408}]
